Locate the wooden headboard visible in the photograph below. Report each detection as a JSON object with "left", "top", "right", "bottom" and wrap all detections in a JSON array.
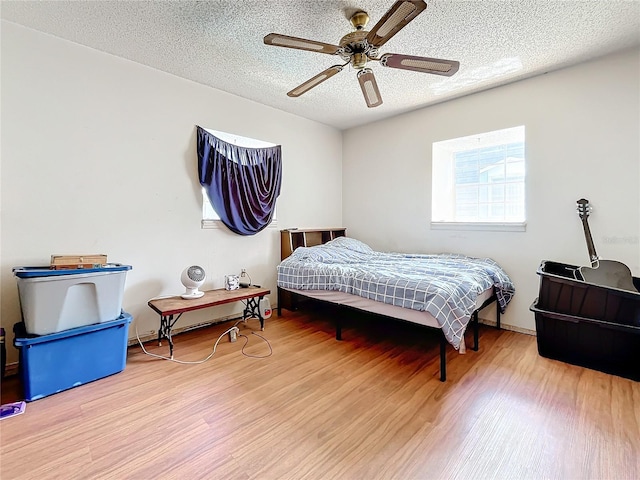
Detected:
[{"left": 280, "top": 228, "right": 347, "bottom": 260}]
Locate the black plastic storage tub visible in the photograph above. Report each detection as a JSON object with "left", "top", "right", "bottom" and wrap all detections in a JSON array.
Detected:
[
  {"left": 530, "top": 300, "right": 640, "bottom": 381},
  {"left": 536, "top": 261, "right": 640, "bottom": 327}
]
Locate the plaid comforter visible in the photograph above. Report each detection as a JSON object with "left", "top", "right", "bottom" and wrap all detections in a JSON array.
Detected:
[{"left": 276, "top": 237, "right": 515, "bottom": 350}]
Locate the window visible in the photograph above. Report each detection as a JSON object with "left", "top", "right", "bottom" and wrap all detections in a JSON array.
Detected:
[
  {"left": 431, "top": 126, "right": 525, "bottom": 231},
  {"left": 201, "top": 128, "right": 278, "bottom": 229}
]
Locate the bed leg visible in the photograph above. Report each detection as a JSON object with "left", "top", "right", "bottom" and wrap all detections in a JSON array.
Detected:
[
  {"left": 496, "top": 297, "right": 501, "bottom": 330},
  {"left": 277, "top": 287, "right": 282, "bottom": 317},
  {"left": 336, "top": 317, "right": 342, "bottom": 341},
  {"left": 473, "top": 311, "right": 479, "bottom": 351},
  {"left": 439, "top": 335, "right": 447, "bottom": 382}
]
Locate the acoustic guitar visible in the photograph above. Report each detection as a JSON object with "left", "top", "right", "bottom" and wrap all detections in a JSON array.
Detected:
[{"left": 576, "top": 198, "right": 637, "bottom": 292}]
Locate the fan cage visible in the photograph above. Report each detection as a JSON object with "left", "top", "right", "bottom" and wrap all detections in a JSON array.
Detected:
[{"left": 186, "top": 266, "right": 206, "bottom": 283}]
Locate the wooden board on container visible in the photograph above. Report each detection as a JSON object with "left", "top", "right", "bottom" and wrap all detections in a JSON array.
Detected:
[{"left": 50, "top": 254, "right": 108, "bottom": 270}]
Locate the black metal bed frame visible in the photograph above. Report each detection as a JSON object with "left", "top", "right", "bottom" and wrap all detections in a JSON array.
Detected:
[{"left": 277, "top": 287, "right": 501, "bottom": 382}]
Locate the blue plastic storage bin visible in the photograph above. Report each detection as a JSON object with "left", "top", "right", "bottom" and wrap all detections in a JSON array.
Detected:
[
  {"left": 12, "top": 264, "right": 131, "bottom": 278},
  {"left": 14, "top": 312, "right": 132, "bottom": 401}
]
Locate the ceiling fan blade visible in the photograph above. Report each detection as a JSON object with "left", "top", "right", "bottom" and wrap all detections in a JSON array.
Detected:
[
  {"left": 357, "top": 68, "right": 383, "bottom": 108},
  {"left": 287, "top": 65, "right": 344, "bottom": 97},
  {"left": 264, "top": 33, "right": 341, "bottom": 55},
  {"left": 366, "top": 1, "right": 427, "bottom": 47},
  {"left": 379, "top": 53, "right": 460, "bottom": 76}
]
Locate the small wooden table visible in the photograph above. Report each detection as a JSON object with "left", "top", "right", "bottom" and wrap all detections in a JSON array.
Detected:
[{"left": 147, "top": 286, "right": 270, "bottom": 358}]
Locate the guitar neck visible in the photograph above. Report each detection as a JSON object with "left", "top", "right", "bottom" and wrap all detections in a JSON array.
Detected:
[{"left": 581, "top": 218, "right": 599, "bottom": 266}]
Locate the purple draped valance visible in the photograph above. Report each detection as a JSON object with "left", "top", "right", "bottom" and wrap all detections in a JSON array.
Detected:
[{"left": 197, "top": 126, "right": 282, "bottom": 236}]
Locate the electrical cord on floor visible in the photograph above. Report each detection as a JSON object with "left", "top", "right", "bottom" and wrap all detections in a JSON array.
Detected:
[
  {"left": 135, "top": 322, "right": 272, "bottom": 364},
  {"left": 239, "top": 332, "right": 272, "bottom": 358}
]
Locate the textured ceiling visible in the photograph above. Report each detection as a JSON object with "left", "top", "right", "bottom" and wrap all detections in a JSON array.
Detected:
[{"left": 2, "top": 0, "right": 639, "bottom": 130}]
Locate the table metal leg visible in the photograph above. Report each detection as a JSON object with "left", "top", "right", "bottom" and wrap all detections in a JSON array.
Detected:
[
  {"left": 158, "top": 318, "right": 165, "bottom": 347},
  {"left": 158, "top": 313, "right": 181, "bottom": 359},
  {"left": 243, "top": 296, "right": 265, "bottom": 330}
]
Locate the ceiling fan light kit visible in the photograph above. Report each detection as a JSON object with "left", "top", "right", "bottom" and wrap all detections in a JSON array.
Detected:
[{"left": 264, "top": 0, "right": 459, "bottom": 108}]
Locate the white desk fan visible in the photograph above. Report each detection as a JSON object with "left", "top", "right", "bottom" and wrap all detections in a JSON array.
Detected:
[{"left": 181, "top": 265, "right": 206, "bottom": 299}]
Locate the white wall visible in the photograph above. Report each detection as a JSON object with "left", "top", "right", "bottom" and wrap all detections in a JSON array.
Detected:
[
  {"left": 0, "top": 22, "right": 343, "bottom": 363},
  {"left": 343, "top": 48, "right": 640, "bottom": 333}
]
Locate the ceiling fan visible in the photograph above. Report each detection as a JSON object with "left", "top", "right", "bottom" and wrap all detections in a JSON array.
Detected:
[{"left": 263, "top": 0, "right": 459, "bottom": 108}]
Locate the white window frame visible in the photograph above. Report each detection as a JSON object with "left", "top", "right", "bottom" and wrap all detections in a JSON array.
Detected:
[
  {"left": 431, "top": 126, "right": 526, "bottom": 232},
  {"left": 201, "top": 128, "right": 278, "bottom": 229}
]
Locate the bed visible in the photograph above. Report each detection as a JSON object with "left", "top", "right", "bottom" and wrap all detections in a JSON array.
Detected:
[{"left": 276, "top": 234, "right": 515, "bottom": 381}]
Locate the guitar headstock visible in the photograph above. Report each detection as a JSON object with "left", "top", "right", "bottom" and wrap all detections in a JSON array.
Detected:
[{"left": 576, "top": 198, "right": 591, "bottom": 220}]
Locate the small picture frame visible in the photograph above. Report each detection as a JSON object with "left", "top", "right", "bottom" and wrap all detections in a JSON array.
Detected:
[{"left": 225, "top": 275, "right": 240, "bottom": 290}]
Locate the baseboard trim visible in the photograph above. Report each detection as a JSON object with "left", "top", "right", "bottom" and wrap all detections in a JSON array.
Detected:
[
  {"left": 128, "top": 312, "right": 248, "bottom": 346},
  {"left": 480, "top": 318, "right": 535, "bottom": 336}
]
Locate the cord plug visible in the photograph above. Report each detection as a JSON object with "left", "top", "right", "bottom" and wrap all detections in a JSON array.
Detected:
[{"left": 229, "top": 326, "right": 239, "bottom": 343}]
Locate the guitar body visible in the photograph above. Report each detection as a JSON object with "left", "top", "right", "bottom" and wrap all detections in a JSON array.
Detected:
[
  {"left": 576, "top": 199, "right": 638, "bottom": 293},
  {"left": 579, "top": 260, "right": 638, "bottom": 292}
]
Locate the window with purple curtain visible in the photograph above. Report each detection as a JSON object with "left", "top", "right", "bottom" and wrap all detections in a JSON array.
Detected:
[{"left": 197, "top": 126, "right": 282, "bottom": 236}]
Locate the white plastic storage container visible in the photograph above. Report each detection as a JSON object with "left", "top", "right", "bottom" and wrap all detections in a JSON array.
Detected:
[
  {"left": 260, "top": 297, "right": 272, "bottom": 319},
  {"left": 13, "top": 264, "right": 132, "bottom": 335}
]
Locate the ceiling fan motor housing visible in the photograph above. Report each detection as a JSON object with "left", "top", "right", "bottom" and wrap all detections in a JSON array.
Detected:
[{"left": 339, "top": 30, "right": 378, "bottom": 68}]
